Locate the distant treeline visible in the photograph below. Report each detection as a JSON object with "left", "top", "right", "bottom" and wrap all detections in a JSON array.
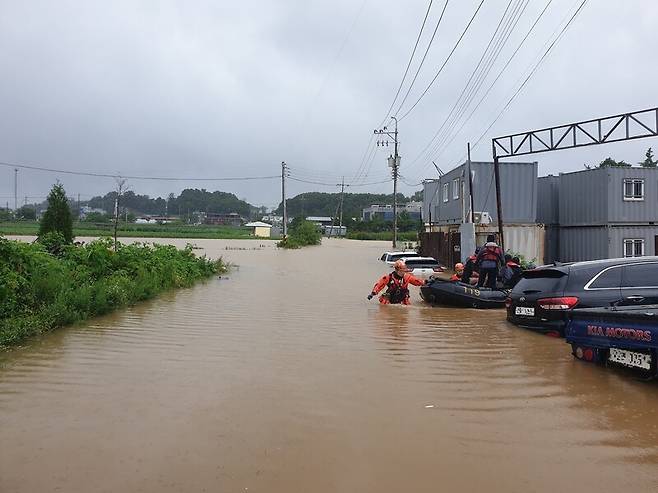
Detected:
[
  {"left": 275, "top": 191, "right": 422, "bottom": 220},
  {"left": 87, "top": 189, "right": 254, "bottom": 217}
]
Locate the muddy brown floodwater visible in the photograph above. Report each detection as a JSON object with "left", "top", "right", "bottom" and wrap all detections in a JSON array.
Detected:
[{"left": 1, "top": 237, "right": 657, "bottom": 492}]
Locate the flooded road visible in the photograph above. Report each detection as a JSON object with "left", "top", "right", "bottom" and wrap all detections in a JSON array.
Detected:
[{"left": 1, "top": 238, "right": 657, "bottom": 492}]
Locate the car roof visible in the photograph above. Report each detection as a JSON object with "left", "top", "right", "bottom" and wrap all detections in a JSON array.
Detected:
[
  {"left": 400, "top": 256, "right": 438, "bottom": 262},
  {"left": 535, "top": 256, "right": 658, "bottom": 273},
  {"left": 384, "top": 251, "right": 419, "bottom": 255}
]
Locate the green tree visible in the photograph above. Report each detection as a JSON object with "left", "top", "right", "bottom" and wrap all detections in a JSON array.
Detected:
[
  {"left": 38, "top": 183, "right": 73, "bottom": 243},
  {"left": 16, "top": 206, "right": 36, "bottom": 220},
  {"left": 598, "top": 157, "right": 631, "bottom": 168},
  {"left": 639, "top": 147, "right": 657, "bottom": 168}
]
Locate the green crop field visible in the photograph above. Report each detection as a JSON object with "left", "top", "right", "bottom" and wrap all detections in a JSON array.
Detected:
[{"left": 0, "top": 221, "right": 267, "bottom": 239}]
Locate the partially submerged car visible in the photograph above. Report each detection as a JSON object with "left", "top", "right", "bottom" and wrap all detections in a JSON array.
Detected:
[
  {"left": 380, "top": 251, "right": 421, "bottom": 265},
  {"left": 506, "top": 257, "right": 658, "bottom": 336},
  {"left": 400, "top": 256, "right": 445, "bottom": 280},
  {"left": 566, "top": 305, "right": 658, "bottom": 378}
]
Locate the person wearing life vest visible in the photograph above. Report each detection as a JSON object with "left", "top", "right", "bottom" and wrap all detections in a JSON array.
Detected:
[
  {"left": 501, "top": 255, "right": 523, "bottom": 289},
  {"left": 476, "top": 241, "right": 504, "bottom": 289},
  {"left": 450, "top": 263, "right": 464, "bottom": 282},
  {"left": 461, "top": 249, "right": 480, "bottom": 284},
  {"left": 368, "top": 259, "right": 426, "bottom": 305}
]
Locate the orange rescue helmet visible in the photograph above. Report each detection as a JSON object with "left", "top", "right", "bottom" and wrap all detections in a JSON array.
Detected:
[
  {"left": 393, "top": 260, "right": 407, "bottom": 271},
  {"left": 455, "top": 262, "right": 464, "bottom": 271}
]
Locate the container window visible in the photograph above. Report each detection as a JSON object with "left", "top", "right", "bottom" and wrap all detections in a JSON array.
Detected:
[
  {"left": 623, "top": 238, "right": 644, "bottom": 257},
  {"left": 621, "top": 263, "right": 658, "bottom": 288},
  {"left": 442, "top": 183, "right": 449, "bottom": 203},
  {"left": 452, "top": 178, "right": 460, "bottom": 200},
  {"left": 623, "top": 179, "right": 644, "bottom": 201}
]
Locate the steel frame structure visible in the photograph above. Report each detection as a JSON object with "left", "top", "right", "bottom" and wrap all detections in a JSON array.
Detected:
[
  {"left": 493, "top": 107, "right": 658, "bottom": 158},
  {"left": 490, "top": 106, "right": 658, "bottom": 252}
]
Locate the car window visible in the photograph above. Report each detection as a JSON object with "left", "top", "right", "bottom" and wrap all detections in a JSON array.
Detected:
[
  {"left": 514, "top": 269, "right": 566, "bottom": 293},
  {"left": 405, "top": 259, "right": 438, "bottom": 266},
  {"left": 621, "top": 263, "right": 658, "bottom": 288},
  {"left": 588, "top": 266, "right": 622, "bottom": 289},
  {"left": 390, "top": 253, "right": 418, "bottom": 261},
  {"left": 380, "top": 254, "right": 387, "bottom": 261}
]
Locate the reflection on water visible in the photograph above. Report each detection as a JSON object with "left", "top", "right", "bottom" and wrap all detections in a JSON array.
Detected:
[{"left": 1, "top": 237, "right": 657, "bottom": 492}]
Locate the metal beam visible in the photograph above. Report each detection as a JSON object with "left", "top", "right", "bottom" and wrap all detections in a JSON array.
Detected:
[{"left": 492, "top": 107, "right": 658, "bottom": 158}]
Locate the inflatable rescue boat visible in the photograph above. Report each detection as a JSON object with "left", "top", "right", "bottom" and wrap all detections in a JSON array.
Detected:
[{"left": 420, "top": 278, "right": 507, "bottom": 309}]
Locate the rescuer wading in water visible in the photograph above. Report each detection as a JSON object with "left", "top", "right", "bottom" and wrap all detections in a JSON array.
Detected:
[{"left": 368, "top": 260, "right": 427, "bottom": 305}]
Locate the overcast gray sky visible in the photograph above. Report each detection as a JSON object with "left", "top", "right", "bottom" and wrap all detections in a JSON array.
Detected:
[{"left": 0, "top": 0, "right": 656, "bottom": 209}]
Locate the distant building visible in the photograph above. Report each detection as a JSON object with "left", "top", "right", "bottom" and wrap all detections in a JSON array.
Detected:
[
  {"left": 421, "top": 160, "right": 542, "bottom": 266},
  {"left": 79, "top": 205, "right": 106, "bottom": 219},
  {"left": 245, "top": 221, "right": 273, "bottom": 238},
  {"left": 362, "top": 202, "right": 422, "bottom": 221},
  {"left": 323, "top": 225, "right": 346, "bottom": 237},
  {"left": 205, "top": 212, "right": 244, "bottom": 226},
  {"left": 306, "top": 216, "right": 333, "bottom": 227}
]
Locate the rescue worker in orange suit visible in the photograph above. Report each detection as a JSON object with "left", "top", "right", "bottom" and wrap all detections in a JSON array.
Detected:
[
  {"left": 450, "top": 263, "right": 465, "bottom": 282},
  {"left": 461, "top": 249, "right": 480, "bottom": 284},
  {"left": 501, "top": 255, "right": 523, "bottom": 289},
  {"left": 367, "top": 260, "right": 426, "bottom": 305},
  {"left": 476, "top": 241, "right": 504, "bottom": 289}
]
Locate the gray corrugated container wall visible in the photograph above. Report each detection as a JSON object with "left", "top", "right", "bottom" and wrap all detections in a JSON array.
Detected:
[
  {"left": 559, "top": 227, "right": 609, "bottom": 262},
  {"left": 557, "top": 167, "right": 658, "bottom": 226},
  {"left": 422, "top": 160, "right": 538, "bottom": 225},
  {"left": 606, "top": 167, "right": 658, "bottom": 224},
  {"left": 537, "top": 175, "right": 560, "bottom": 225},
  {"left": 422, "top": 179, "right": 440, "bottom": 222},
  {"left": 558, "top": 167, "right": 609, "bottom": 226},
  {"left": 607, "top": 225, "right": 658, "bottom": 257}
]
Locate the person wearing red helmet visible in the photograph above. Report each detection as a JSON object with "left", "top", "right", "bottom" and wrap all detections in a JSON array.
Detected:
[{"left": 367, "top": 259, "right": 426, "bottom": 305}]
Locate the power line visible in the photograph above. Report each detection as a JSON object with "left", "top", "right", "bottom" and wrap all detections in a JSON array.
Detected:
[
  {"left": 408, "top": 0, "right": 531, "bottom": 174},
  {"left": 404, "top": 0, "right": 571, "bottom": 183},
  {"left": 405, "top": 0, "right": 519, "bottom": 169},
  {"left": 288, "top": 175, "right": 392, "bottom": 187},
  {"left": 464, "top": 0, "right": 589, "bottom": 153},
  {"left": 392, "top": 0, "right": 451, "bottom": 118},
  {"left": 378, "top": 0, "right": 436, "bottom": 126},
  {"left": 0, "top": 161, "right": 280, "bottom": 182},
  {"left": 397, "top": 0, "right": 487, "bottom": 122},
  {"left": 426, "top": 0, "right": 554, "bottom": 169}
]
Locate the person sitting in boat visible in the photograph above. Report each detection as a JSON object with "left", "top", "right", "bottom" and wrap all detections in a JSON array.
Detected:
[
  {"left": 450, "top": 263, "right": 465, "bottom": 282},
  {"left": 501, "top": 256, "right": 523, "bottom": 289},
  {"left": 368, "top": 259, "right": 426, "bottom": 305},
  {"left": 461, "top": 249, "right": 480, "bottom": 284},
  {"left": 476, "top": 242, "right": 504, "bottom": 289}
]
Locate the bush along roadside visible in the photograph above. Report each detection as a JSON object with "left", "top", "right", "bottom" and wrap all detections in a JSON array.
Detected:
[
  {"left": 277, "top": 219, "right": 322, "bottom": 249},
  {"left": 0, "top": 236, "right": 227, "bottom": 349}
]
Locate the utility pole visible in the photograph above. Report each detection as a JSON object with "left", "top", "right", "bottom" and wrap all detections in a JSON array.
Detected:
[
  {"left": 337, "top": 176, "right": 349, "bottom": 235},
  {"left": 281, "top": 161, "right": 288, "bottom": 239},
  {"left": 492, "top": 144, "right": 505, "bottom": 253},
  {"left": 374, "top": 117, "right": 400, "bottom": 249},
  {"left": 113, "top": 177, "right": 128, "bottom": 252},
  {"left": 14, "top": 168, "right": 18, "bottom": 214},
  {"left": 467, "top": 143, "right": 475, "bottom": 223}
]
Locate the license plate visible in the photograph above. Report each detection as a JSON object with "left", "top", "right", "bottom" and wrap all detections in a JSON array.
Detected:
[
  {"left": 608, "top": 347, "right": 652, "bottom": 370},
  {"left": 515, "top": 306, "right": 535, "bottom": 316}
]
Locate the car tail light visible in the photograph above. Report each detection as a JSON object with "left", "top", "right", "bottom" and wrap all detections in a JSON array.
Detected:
[
  {"left": 537, "top": 297, "right": 579, "bottom": 310},
  {"left": 505, "top": 297, "right": 512, "bottom": 308}
]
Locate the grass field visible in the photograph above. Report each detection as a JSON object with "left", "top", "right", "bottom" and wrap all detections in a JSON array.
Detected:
[{"left": 0, "top": 221, "right": 267, "bottom": 239}]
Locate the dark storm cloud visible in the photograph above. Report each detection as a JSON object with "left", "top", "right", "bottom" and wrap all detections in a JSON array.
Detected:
[{"left": 0, "top": 0, "right": 656, "bottom": 208}]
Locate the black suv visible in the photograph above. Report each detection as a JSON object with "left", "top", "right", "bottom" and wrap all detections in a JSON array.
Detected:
[{"left": 506, "top": 257, "right": 658, "bottom": 336}]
